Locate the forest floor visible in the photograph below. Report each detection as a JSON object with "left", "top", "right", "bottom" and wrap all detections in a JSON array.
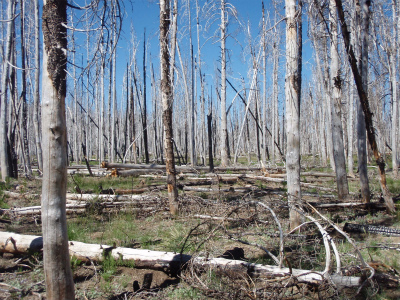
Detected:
[{"left": 1, "top": 159, "right": 400, "bottom": 299}]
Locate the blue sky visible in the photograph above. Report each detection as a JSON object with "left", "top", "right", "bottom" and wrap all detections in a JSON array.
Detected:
[{"left": 68, "top": 0, "right": 313, "bottom": 114}]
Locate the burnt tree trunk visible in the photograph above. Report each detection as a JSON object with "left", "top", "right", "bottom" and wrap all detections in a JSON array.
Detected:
[
  {"left": 41, "top": 1, "right": 75, "bottom": 298},
  {"left": 160, "top": 0, "right": 179, "bottom": 215},
  {"left": 335, "top": 0, "right": 396, "bottom": 213}
]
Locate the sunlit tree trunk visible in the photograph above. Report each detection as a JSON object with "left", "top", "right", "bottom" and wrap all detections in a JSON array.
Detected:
[
  {"left": 41, "top": 0, "right": 74, "bottom": 298},
  {"left": 347, "top": 83, "right": 355, "bottom": 177},
  {"left": 354, "top": 0, "right": 370, "bottom": 202},
  {"left": 0, "top": 0, "right": 15, "bottom": 181},
  {"left": 33, "top": 0, "right": 43, "bottom": 172},
  {"left": 391, "top": 0, "right": 399, "bottom": 178},
  {"left": 330, "top": 0, "right": 349, "bottom": 200},
  {"left": 220, "top": 0, "right": 228, "bottom": 167},
  {"left": 160, "top": 0, "right": 179, "bottom": 215},
  {"left": 20, "top": 0, "right": 32, "bottom": 177},
  {"left": 272, "top": 26, "right": 280, "bottom": 163},
  {"left": 336, "top": 0, "right": 395, "bottom": 213},
  {"left": 285, "top": 0, "right": 302, "bottom": 229}
]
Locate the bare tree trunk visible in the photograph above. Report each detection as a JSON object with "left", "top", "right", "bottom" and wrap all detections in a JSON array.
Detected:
[
  {"left": 41, "top": 1, "right": 74, "bottom": 298},
  {"left": 143, "top": 29, "right": 149, "bottom": 164},
  {"left": 186, "top": 0, "right": 196, "bottom": 166},
  {"left": 262, "top": 2, "right": 267, "bottom": 165},
  {"left": 33, "top": 0, "right": 42, "bottom": 172},
  {"left": 160, "top": 0, "right": 179, "bottom": 215},
  {"left": 220, "top": 0, "right": 228, "bottom": 167},
  {"left": 272, "top": 28, "right": 280, "bottom": 163},
  {"left": 330, "top": 0, "right": 349, "bottom": 200},
  {"left": 20, "top": 0, "right": 32, "bottom": 177},
  {"left": 0, "top": 0, "right": 15, "bottom": 181},
  {"left": 353, "top": 0, "right": 371, "bottom": 203},
  {"left": 336, "top": 0, "right": 395, "bottom": 213},
  {"left": 392, "top": 0, "right": 399, "bottom": 178},
  {"left": 285, "top": 0, "right": 302, "bottom": 229},
  {"left": 129, "top": 84, "right": 137, "bottom": 164},
  {"left": 112, "top": 37, "right": 117, "bottom": 163},
  {"left": 208, "top": 111, "right": 214, "bottom": 172},
  {"left": 347, "top": 83, "right": 355, "bottom": 177}
]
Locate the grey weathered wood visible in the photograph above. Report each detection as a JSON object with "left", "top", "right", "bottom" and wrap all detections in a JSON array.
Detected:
[
  {"left": 0, "top": 232, "right": 361, "bottom": 287},
  {"left": 220, "top": 0, "right": 228, "bottom": 167},
  {"left": 329, "top": 0, "right": 349, "bottom": 200},
  {"left": 160, "top": 0, "right": 179, "bottom": 215},
  {"left": 41, "top": 1, "right": 75, "bottom": 298},
  {"left": 0, "top": 0, "right": 15, "bottom": 181},
  {"left": 33, "top": 0, "right": 42, "bottom": 171},
  {"left": 285, "top": 0, "right": 302, "bottom": 229}
]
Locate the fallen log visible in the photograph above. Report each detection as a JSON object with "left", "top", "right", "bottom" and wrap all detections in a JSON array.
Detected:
[
  {"left": 101, "top": 162, "right": 288, "bottom": 174},
  {"left": 183, "top": 177, "right": 238, "bottom": 185},
  {"left": 112, "top": 169, "right": 164, "bottom": 177},
  {"left": 102, "top": 161, "right": 209, "bottom": 172},
  {"left": 0, "top": 202, "right": 162, "bottom": 216},
  {"left": 268, "top": 172, "right": 358, "bottom": 179},
  {"left": 65, "top": 193, "right": 155, "bottom": 202},
  {"left": 183, "top": 186, "right": 253, "bottom": 193},
  {"left": 3, "top": 191, "right": 40, "bottom": 199},
  {"left": 0, "top": 232, "right": 361, "bottom": 287},
  {"left": 67, "top": 169, "right": 109, "bottom": 176},
  {"left": 343, "top": 223, "right": 400, "bottom": 236},
  {"left": 310, "top": 202, "right": 386, "bottom": 210}
]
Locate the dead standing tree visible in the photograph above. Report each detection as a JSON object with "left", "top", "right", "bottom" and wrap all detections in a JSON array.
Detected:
[
  {"left": 160, "top": 0, "right": 179, "bottom": 215},
  {"left": 329, "top": 0, "right": 349, "bottom": 200},
  {"left": 335, "top": 0, "right": 396, "bottom": 213},
  {"left": 41, "top": 0, "right": 74, "bottom": 298},
  {"left": 285, "top": 0, "right": 303, "bottom": 229},
  {"left": 0, "top": 0, "right": 16, "bottom": 181}
]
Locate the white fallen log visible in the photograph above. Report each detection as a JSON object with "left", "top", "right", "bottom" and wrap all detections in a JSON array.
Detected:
[
  {"left": 3, "top": 191, "right": 40, "bottom": 199},
  {"left": 67, "top": 169, "right": 109, "bottom": 176},
  {"left": 1, "top": 204, "right": 162, "bottom": 216},
  {"left": 0, "top": 231, "right": 361, "bottom": 287},
  {"left": 192, "top": 214, "right": 251, "bottom": 222},
  {"left": 65, "top": 193, "right": 155, "bottom": 202},
  {"left": 182, "top": 186, "right": 252, "bottom": 193}
]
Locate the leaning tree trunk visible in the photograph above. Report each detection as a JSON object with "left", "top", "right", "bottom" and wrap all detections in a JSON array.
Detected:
[
  {"left": 0, "top": 0, "right": 15, "bottom": 181},
  {"left": 160, "top": 0, "right": 179, "bottom": 215},
  {"left": 41, "top": 1, "right": 75, "bottom": 299},
  {"left": 330, "top": 0, "right": 349, "bottom": 200},
  {"left": 285, "top": 0, "right": 302, "bottom": 229},
  {"left": 336, "top": 0, "right": 396, "bottom": 213}
]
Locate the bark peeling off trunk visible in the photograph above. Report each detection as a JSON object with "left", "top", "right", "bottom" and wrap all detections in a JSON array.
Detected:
[
  {"left": 41, "top": 1, "right": 74, "bottom": 299},
  {"left": 160, "top": 0, "right": 179, "bottom": 215},
  {"left": 42, "top": 2, "right": 67, "bottom": 97}
]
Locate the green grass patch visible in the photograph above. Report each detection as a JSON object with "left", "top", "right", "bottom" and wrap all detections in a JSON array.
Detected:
[
  {"left": 387, "top": 177, "right": 400, "bottom": 196},
  {"left": 166, "top": 286, "right": 203, "bottom": 299}
]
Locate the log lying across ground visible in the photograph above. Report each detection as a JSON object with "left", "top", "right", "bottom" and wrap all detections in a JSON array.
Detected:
[
  {"left": 0, "top": 231, "right": 361, "bottom": 288},
  {"left": 0, "top": 194, "right": 165, "bottom": 216},
  {"left": 343, "top": 223, "right": 400, "bottom": 236}
]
